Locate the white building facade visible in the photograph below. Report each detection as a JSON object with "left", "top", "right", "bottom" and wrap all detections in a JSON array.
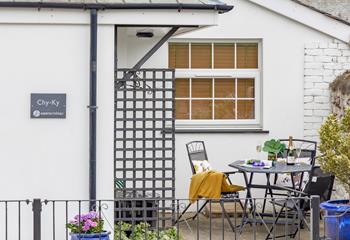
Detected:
[{"left": 0, "top": 0, "right": 349, "bottom": 204}]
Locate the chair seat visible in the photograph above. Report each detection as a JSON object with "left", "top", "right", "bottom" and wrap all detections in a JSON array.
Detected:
[
  {"left": 273, "top": 199, "right": 300, "bottom": 210},
  {"left": 222, "top": 191, "right": 239, "bottom": 198}
]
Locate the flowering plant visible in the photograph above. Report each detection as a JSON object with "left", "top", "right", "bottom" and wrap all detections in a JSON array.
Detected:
[{"left": 66, "top": 211, "right": 104, "bottom": 234}]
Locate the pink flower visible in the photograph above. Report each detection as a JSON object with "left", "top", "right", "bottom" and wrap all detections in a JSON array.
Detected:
[
  {"left": 82, "top": 223, "right": 90, "bottom": 232},
  {"left": 90, "top": 221, "right": 97, "bottom": 228}
]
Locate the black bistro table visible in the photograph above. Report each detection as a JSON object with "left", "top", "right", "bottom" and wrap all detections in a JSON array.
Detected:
[{"left": 229, "top": 160, "right": 312, "bottom": 229}]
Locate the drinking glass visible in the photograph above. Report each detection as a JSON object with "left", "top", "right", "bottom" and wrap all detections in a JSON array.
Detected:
[
  {"left": 256, "top": 145, "right": 262, "bottom": 159},
  {"left": 295, "top": 148, "right": 302, "bottom": 164}
]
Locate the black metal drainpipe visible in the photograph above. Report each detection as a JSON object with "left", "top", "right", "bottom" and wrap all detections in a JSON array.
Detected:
[{"left": 89, "top": 9, "right": 98, "bottom": 209}]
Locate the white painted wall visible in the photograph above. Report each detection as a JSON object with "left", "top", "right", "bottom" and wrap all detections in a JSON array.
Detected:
[{"left": 0, "top": 21, "right": 115, "bottom": 239}]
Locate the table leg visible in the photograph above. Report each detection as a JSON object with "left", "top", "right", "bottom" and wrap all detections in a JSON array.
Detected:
[
  {"left": 239, "top": 171, "right": 254, "bottom": 233},
  {"left": 265, "top": 173, "right": 277, "bottom": 215},
  {"left": 290, "top": 173, "right": 297, "bottom": 197}
]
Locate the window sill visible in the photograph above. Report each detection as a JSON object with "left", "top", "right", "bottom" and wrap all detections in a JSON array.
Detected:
[{"left": 173, "top": 129, "right": 270, "bottom": 134}]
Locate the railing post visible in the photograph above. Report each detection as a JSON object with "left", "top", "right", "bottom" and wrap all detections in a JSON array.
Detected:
[
  {"left": 310, "top": 195, "right": 320, "bottom": 240},
  {"left": 32, "top": 198, "right": 42, "bottom": 240}
]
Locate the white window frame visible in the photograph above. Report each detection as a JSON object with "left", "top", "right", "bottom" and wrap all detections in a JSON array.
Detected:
[{"left": 170, "top": 40, "right": 262, "bottom": 130}]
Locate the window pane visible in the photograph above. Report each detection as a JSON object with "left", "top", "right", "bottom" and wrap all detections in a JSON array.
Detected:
[
  {"left": 237, "top": 100, "right": 255, "bottom": 119},
  {"left": 175, "top": 100, "right": 189, "bottom": 119},
  {"left": 175, "top": 78, "right": 189, "bottom": 98},
  {"left": 237, "top": 78, "right": 255, "bottom": 98},
  {"left": 192, "top": 100, "right": 212, "bottom": 119},
  {"left": 191, "top": 43, "right": 212, "bottom": 68},
  {"left": 237, "top": 43, "right": 258, "bottom": 68},
  {"left": 214, "top": 100, "right": 235, "bottom": 119},
  {"left": 214, "top": 44, "right": 235, "bottom": 68},
  {"left": 168, "top": 43, "right": 189, "bottom": 68},
  {"left": 192, "top": 78, "right": 212, "bottom": 98},
  {"left": 215, "top": 78, "right": 235, "bottom": 98}
]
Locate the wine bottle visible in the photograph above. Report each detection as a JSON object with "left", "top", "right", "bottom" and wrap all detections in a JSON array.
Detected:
[{"left": 287, "top": 136, "right": 296, "bottom": 165}]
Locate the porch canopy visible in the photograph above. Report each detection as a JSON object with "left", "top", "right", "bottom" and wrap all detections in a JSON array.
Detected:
[{"left": 0, "top": 0, "right": 233, "bottom": 29}]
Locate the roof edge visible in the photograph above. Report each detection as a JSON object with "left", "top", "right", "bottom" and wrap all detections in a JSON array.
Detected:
[
  {"left": 0, "top": 2, "right": 234, "bottom": 13},
  {"left": 291, "top": 0, "right": 350, "bottom": 26},
  {"left": 247, "top": 0, "right": 350, "bottom": 44}
]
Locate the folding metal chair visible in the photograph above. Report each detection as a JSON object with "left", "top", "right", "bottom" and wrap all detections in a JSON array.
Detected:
[
  {"left": 265, "top": 166, "right": 334, "bottom": 239},
  {"left": 175, "top": 141, "right": 244, "bottom": 232}
]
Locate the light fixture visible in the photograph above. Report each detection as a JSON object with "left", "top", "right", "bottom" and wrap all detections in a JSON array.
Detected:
[{"left": 136, "top": 31, "right": 154, "bottom": 38}]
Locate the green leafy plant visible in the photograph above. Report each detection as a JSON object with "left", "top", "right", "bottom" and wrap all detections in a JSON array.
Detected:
[
  {"left": 262, "top": 139, "right": 286, "bottom": 155},
  {"left": 114, "top": 222, "right": 181, "bottom": 240},
  {"left": 319, "top": 108, "right": 350, "bottom": 198}
]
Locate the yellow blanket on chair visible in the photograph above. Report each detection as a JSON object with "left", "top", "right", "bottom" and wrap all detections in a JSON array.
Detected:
[{"left": 189, "top": 170, "right": 244, "bottom": 203}]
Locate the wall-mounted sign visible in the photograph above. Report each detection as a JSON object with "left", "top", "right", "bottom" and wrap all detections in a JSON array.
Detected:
[{"left": 31, "top": 93, "right": 66, "bottom": 119}]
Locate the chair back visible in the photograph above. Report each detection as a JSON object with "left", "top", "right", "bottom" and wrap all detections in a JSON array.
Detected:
[
  {"left": 278, "top": 139, "right": 317, "bottom": 165},
  {"left": 301, "top": 166, "right": 335, "bottom": 210},
  {"left": 186, "top": 141, "right": 209, "bottom": 175}
]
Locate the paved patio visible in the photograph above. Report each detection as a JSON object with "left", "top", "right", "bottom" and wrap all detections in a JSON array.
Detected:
[{"left": 177, "top": 213, "right": 323, "bottom": 240}]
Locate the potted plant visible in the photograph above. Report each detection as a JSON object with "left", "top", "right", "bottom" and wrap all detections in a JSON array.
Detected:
[
  {"left": 319, "top": 108, "right": 350, "bottom": 239},
  {"left": 262, "top": 139, "right": 286, "bottom": 163},
  {"left": 66, "top": 211, "right": 110, "bottom": 240}
]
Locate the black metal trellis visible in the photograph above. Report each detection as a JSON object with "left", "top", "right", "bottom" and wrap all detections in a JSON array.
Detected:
[{"left": 114, "top": 68, "right": 175, "bottom": 227}]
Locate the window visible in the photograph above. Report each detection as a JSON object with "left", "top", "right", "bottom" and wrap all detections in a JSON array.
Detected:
[{"left": 169, "top": 41, "right": 261, "bottom": 129}]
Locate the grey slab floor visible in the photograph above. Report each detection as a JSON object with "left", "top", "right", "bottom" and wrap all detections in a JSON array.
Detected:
[{"left": 177, "top": 214, "right": 324, "bottom": 240}]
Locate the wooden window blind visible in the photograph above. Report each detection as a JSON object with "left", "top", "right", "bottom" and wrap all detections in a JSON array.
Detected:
[
  {"left": 192, "top": 78, "right": 212, "bottom": 98},
  {"left": 168, "top": 43, "right": 189, "bottom": 68},
  {"left": 214, "top": 44, "right": 235, "bottom": 68},
  {"left": 175, "top": 78, "right": 189, "bottom": 98},
  {"left": 171, "top": 41, "right": 259, "bottom": 122},
  {"left": 175, "top": 100, "right": 189, "bottom": 119},
  {"left": 191, "top": 43, "right": 212, "bottom": 68},
  {"left": 215, "top": 78, "right": 235, "bottom": 98},
  {"left": 237, "top": 78, "right": 255, "bottom": 98},
  {"left": 237, "top": 43, "right": 258, "bottom": 68},
  {"left": 214, "top": 100, "right": 235, "bottom": 119},
  {"left": 192, "top": 100, "right": 212, "bottom": 119},
  {"left": 237, "top": 100, "right": 255, "bottom": 119}
]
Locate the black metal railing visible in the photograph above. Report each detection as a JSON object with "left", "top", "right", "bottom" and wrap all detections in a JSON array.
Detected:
[{"left": 0, "top": 196, "right": 322, "bottom": 240}]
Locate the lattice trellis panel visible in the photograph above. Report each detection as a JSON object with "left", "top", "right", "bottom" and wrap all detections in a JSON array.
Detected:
[{"left": 114, "top": 69, "right": 175, "bottom": 226}]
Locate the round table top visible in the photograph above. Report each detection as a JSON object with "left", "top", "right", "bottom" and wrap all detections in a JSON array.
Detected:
[{"left": 229, "top": 160, "right": 312, "bottom": 174}]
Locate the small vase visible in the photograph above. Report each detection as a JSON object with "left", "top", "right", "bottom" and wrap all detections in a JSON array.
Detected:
[{"left": 70, "top": 231, "right": 111, "bottom": 240}]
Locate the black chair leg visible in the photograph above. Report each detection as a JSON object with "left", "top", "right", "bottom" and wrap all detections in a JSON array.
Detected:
[
  {"left": 192, "top": 200, "right": 209, "bottom": 220},
  {"left": 175, "top": 202, "right": 192, "bottom": 224},
  {"left": 265, "top": 203, "right": 286, "bottom": 240},
  {"left": 219, "top": 200, "right": 236, "bottom": 232},
  {"left": 261, "top": 189, "right": 268, "bottom": 215}
]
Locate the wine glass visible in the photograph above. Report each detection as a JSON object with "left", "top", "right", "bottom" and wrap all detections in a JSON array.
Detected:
[
  {"left": 295, "top": 148, "right": 302, "bottom": 164},
  {"left": 256, "top": 145, "right": 262, "bottom": 160}
]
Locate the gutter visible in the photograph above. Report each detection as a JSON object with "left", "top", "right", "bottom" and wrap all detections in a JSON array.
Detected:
[{"left": 0, "top": 2, "right": 233, "bottom": 13}]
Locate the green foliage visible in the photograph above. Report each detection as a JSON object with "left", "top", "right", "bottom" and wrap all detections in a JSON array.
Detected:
[
  {"left": 319, "top": 108, "right": 350, "bottom": 196},
  {"left": 262, "top": 139, "right": 286, "bottom": 154},
  {"left": 114, "top": 222, "right": 181, "bottom": 240}
]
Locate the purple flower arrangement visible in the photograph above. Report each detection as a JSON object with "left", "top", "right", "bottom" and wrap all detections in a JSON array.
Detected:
[{"left": 66, "top": 211, "right": 104, "bottom": 234}]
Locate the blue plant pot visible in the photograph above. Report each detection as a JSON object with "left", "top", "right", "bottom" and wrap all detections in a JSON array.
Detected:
[
  {"left": 320, "top": 200, "right": 350, "bottom": 240},
  {"left": 70, "top": 231, "right": 111, "bottom": 240}
]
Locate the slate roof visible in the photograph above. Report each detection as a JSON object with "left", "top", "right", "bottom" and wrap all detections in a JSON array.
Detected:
[{"left": 293, "top": 0, "right": 350, "bottom": 25}]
